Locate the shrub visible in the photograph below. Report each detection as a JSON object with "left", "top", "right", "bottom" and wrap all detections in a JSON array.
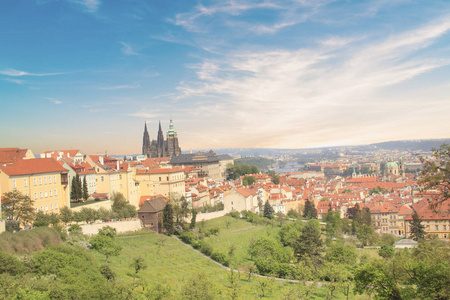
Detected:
[
  {"left": 179, "top": 231, "right": 197, "bottom": 244},
  {"left": 209, "top": 227, "right": 220, "bottom": 235},
  {"left": 0, "top": 227, "right": 61, "bottom": 254},
  {"left": 211, "top": 251, "right": 229, "bottom": 267},
  {"left": 229, "top": 211, "right": 240, "bottom": 219},
  {"left": 199, "top": 241, "right": 213, "bottom": 256}
]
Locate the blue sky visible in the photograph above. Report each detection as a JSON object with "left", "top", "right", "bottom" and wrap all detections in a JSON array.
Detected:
[{"left": 1, "top": 0, "right": 450, "bottom": 155}]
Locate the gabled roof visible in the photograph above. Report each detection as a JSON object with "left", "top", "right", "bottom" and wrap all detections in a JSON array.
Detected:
[
  {"left": 0, "top": 158, "right": 66, "bottom": 176},
  {"left": 0, "top": 148, "right": 31, "bottom": 164},
  {"left": 138, "top": 197, "right": 167, "bottom": 213}
]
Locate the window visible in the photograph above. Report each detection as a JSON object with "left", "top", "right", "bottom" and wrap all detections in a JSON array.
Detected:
[
  {"left": 53, "top": 175, "right": 56, "bottom": 183},
  {"left": 34, "top": 178, "right": 37, "bottom": 186},
  {"left": 40, "top": 192, "right": 43, "bottom": 198},
  {"left": 167, "top": 176, "right": 169, "bottom": 181},
  {"left": 49, "top": 176, "right": 52, "bottom": 184},
  {"left": 39, "top": 178, "right": 42, "bottom": 185},
  {"left": 45, "top": 205, "right": 48, "bottom": 211},
  {"left": 54, "top": 189, "right": 57, "bottom": 196},
  {"left": 44, "top": 177, "right": 47, "bottom": 184},
  {"left": 24, "top": 179, "right": 27, "bottom": 187},
  {"left": 101, "top": 176, "right": 104, "bottom": 182},
  {"left": 50, "top": 204, "right": 53, "bottom": 210},
  {"left": 50, "top": 190, "right": 52, "bottom": 197},
  {"left": 35, "top": 208, "right": 38, "bottom": 213},
  {"left": 119, "top": 175, "right": 122, "bottom": 180},
  {"left": 45, "top": 191, "right": 48, "bottom": 198},
  {"left": 13, "top": 180, "right": 16, "bottom": 188},
  {"left": 55, "top": 203, "right": 58, "bottom": 209},
  {"left": 435, "top": 225, "right": 439, "bottom": 230},
  {"left": 40, "top": 206, "right": 43, "bottom": 211},
  {"left": 34, "top": 193, "right": 37, "bottom": 199},
  {"left": 159, "top": 177, "right": 161, "bottom": 181}
]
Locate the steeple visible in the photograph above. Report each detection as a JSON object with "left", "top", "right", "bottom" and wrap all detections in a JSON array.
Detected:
[
  {"left": 167, "top": 119, "right": 177, "bottom": 136},
  {"left": 142, "top": 122, "right": 151, "bottom": 157}
]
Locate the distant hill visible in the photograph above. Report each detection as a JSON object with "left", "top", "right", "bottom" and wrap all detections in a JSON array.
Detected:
[
  {"left": 368, "top": 139, "right": 450, "bottom": 151},
  {"left": 235, "top": 157, "right": 275, "bottom": 170}
]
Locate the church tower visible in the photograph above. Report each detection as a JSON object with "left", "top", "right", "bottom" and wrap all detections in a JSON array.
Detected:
[
  {"left": 166, "top": 119, "right": 181, "bottom": 157},
  {"left": 142, "top": 122, "right": 151, "bottom": 157},
  {"left": 156, "top": 121, "right": 166, "bottom": 157}
]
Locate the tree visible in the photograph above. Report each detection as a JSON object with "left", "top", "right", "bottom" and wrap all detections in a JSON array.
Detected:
[
  {"left": 130, "top": 256, "right": 147, "bottom": 283},
  {"left": 409, "top": 209, "right": 426, "bottom": 241},
  {"left": 1, "top": 189, "right": 35, "bottom": 227},
  {"left": 181, "top": 272, "right": 220, "bottom": 299},
  {"left": 271, "top": 175, "right": 280, "bottom": 185},
  {"left": 242, "top": 175, "right": 255, "bottom": 186},
  {"left": 59, "top": 206, "right": 72, "bottom": 225},
  {"left": 90, "top": 226, "right": 121, "bottom": 262},
  {"left": 303, "top": 199, "right": 317, "bottom": 219},
  {"left": 33, "top": 211, "right": 50, "bottom": 227},
  {"left": 190, "top": 209, "right": 197, "bottom": 229},
  {"left": 111, "top": 192, "right": 128, "bottom": 211},
  {"left": 263, "top": 201, "right": 274, "bottom": 219},
  {"left": 70, "top": 176, "right": 78, "bottom": 201},
  {"left": 75, "top": 174, "right": 82, "bottom": 200},
  {"left": 324, "top": 210, "right": 342, "bottom": 238},
  {"left": 294, "top": 219, "right": 323, "bottom": 270},
  {"left": 420, "top": 144, "right": 450, "bottom": 207},
  {"left": 82, "top": 176, "right": 89, "bottom": 201},
  {"left": 162, "top": 202, "right": 174, "bottom": 235}
]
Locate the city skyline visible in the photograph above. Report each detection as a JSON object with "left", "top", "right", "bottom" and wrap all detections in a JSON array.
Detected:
[{"left": 1, "top": 0, "right": 450, "bottom": 154}]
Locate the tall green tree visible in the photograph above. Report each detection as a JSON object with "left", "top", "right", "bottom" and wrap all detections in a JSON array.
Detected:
[
  {"left": 294, "top": 219, "right": 323, "bottom": 270},
  {"left": 263, "top": 201, "right": 274, "bottom": 219},
  {"left": 303, "top": 199, "right": 317, "bottom": 219},
  {"left": 90, "top": 226, "right": 121, "bottom": 262},
  {"left": 70, "top": 176, "right": 78, "bottom": 201},
  {"left": 1, "top": 189, "right": 35, "bottom": 227},
  {"left": 324, "top": 210, "right": 342, "bottom": 238},
  {"left": 409, "top": 209, "right": 426, "bottom": 241},
  {"left": 163, "top": 202, "right": 174, "bottom": 235},
  {"left": 75, "top": 174, "right": 82, "bottom": 200},
  {"left": 82, "top": 176, "right": 89, "bottom": 201}
]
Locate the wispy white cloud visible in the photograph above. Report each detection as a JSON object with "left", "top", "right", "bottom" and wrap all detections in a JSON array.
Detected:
[
  {"left": 0, "top": 68, "right": 65, "bottom": 77},
  {"left": 3, "top": 78, "right": 24, "bottom": 84},
  {"left": 99, "top": 84, "right": 139, "bottom": 90},
  {"left": 46, "top": 97, "right": 62, "bottom": 104},
  {"left": 176, "top": 17, "right": 450, "bottom": 148},
  {"left": 120, "top": 42, "right": 139, "bottom": 56},
  {"left": 66, "top": 0, "right": 100, "bottom": 13}
]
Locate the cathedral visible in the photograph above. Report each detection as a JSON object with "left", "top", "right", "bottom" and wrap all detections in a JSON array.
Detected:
[{"left": 142, "top": 120, "right": 182, "bottom": 158}]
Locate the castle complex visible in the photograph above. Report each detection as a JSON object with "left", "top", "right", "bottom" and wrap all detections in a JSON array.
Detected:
[{"left": 142, "top": 120, "right": 182, "bottom": 158}]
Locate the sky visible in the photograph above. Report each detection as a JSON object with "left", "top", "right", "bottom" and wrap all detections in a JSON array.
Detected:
[{"left": 1, "top": 0, "right": 450, "bottom": 155}]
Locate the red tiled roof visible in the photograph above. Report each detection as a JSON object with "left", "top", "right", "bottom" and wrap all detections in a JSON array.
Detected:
[
  {"left": 0, "top": 158, "right": 66, "bottom": 176},
  {"left": 136, "top": 167, "right": 184, "bottom": 174},
  {"left": 0, "top": 148, "right": 29, "bottom": 164}
]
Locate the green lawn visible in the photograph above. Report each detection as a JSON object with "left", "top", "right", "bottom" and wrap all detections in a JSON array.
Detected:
[
  {"left": 198, "top": 216, "right": 282, "bottom": 267},
  {"left": 91, "top": 218, "right": 372, "bottom": 299}
]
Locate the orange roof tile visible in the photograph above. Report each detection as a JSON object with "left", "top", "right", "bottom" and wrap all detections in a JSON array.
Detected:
[{"left": 0, "top": 158, "right": 66, "bottom": 176}]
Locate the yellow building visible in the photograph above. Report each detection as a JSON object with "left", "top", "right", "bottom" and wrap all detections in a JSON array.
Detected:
[
  {"left": 135, "top": 167, "right": 185, "bottom": 199},
  {"left": 86, "top": 155, "right": 140, "bottom": 208},
  {"left": 0, "top": 158, "right": 69, "bottom": 214}
]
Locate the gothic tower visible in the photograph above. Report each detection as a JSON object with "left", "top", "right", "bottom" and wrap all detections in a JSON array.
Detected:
[
  {"left": 166, "top": 119, "right": 181, "bottom": 157},
  {"left": 142, "top": 122, "right": 151, "bottom": 157},
  {"left": 156, "top": 121, "right": 166, "bottom": 157}
]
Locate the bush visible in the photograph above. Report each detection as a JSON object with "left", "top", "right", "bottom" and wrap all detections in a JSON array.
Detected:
[
  {"left": 0, "top": 227, "right": 61, "bottom": 254},
  {"left": 211, "top": 251, "right": 229, "bottom": 266},
  {"left": 179, "top": 231, "right": 197, "bottom": 245},
  {"left": 199, "top": 241, "right": 213, "bottom": 256},
  {"left": 209, "top": 227, "right": 220, "bottom": 235},
  {"left": 229, "top": 211, "right": 240, "bottom": 219}
]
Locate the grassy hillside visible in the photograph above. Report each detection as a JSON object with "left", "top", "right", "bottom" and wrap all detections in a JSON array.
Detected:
[{"left": 97, "top": 218, "right": 371, "bottom": 299}]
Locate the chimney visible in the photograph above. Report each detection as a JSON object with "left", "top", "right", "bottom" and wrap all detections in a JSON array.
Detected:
[
  {"left": 99, "top": 156, "right": 104, "bottom": 165},
  {"left": 116, "top": 160, "right": 119, "bottom": 170}
]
